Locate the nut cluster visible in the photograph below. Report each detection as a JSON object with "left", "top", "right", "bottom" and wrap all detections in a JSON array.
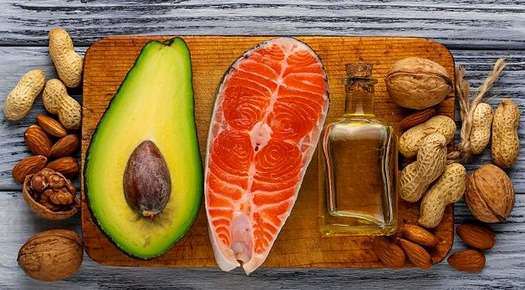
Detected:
[
  {"left": 27, "top": 168, "right": 78, "bottom": 211},
  {"left": 373, "top": 224, "right": 441, "bottom": 269},
  {"left": 388, "top": 57, "right": 516, "bottom": 273},
  {"left": 13, "top": 113, "right": 80, "bottom": 186},
  {"left": 447, "top": 223, "right": 495, "bottom": 272},
  {"left": 3, "top": 28, "right": 82, "bottom": 124},
  {"left": 4, "top": 27, "right": 84, "bottom": 282},
  {"left": 12, "top": 88, "right": 81, "bottom": 222}
]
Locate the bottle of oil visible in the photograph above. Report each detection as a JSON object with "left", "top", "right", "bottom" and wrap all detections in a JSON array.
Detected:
[{"left": 319, "top": 63, "right": 398, "bottom": 236}]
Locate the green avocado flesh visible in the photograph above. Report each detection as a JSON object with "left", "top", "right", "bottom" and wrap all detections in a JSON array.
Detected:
[{"left": 85, "top": 38, "right": 202, "bottom": 259}]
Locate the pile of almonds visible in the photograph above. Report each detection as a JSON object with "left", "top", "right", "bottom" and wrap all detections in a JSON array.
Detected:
[
  {"left": 374, "top": 219, "right": 497, "bottom": 273},
  {"left": 374, "top": 224, "right": 440, "bottom": 269},
  {"left": 3, "top": 28, "right": 84, "bottom": 282},
  {"left": 448, "top": 224, "right": 495, "bottom": 272},
  {"left": 13, "top": 113, "right": 80, "bottom": 219},
  {"left": 375, "top": 57, "right": 518, "bottom": 273}
]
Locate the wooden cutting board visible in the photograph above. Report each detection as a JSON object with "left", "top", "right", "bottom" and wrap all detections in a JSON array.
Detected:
[{"left": 81, "top": 36, "right": 456, "bottom": 268}]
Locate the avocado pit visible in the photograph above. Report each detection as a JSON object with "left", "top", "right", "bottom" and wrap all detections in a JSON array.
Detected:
[{"left": 124, "top": 140, "right": 171, "bottom": 218}]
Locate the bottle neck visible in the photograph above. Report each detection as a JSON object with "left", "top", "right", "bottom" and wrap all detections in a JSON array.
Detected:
[{"left": 344, "top": 63, "right": 376, "bottom": 117}]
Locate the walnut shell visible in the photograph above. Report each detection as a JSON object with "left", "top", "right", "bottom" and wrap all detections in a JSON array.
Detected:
[
  {"left": 386, "top": 57, "right": 452, "bottom": 110},
  {"left": 22, "top": 173, "right": 78, "bottom": 220},
  {"left": 18, "top": 229, "right": 83, "bottom": 281},
  {"left": 466, "top": 164, "right": 515, "bottom": 223}
]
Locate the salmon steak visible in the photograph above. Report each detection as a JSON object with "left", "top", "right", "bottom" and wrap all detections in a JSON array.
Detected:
[{"left": 205, "top": 37, "right": 329, "bottom": 274}]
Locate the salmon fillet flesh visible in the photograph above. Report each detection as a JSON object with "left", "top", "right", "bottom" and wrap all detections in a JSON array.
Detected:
[{"left": 205, "top": 37, "right": 329, "bottom": 274}]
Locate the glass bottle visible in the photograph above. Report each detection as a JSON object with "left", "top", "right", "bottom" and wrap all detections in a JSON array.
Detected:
[{"left": 319, "top": 63, "right": 398, "bottom": 236}]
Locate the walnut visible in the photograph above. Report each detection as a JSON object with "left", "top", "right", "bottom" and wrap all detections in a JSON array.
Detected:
[
  {"left": 30, "top": 174, "right": 47, "bottom": 192},
  {"left": 22, "top": 168, "right": 78, "bottom": 220},
  {"left": 465, "top": 164, "right": 515, "bottom": 223},
  {"left": 49, "top": 174, "right": 66, "bottom": 189},
  {"left": 385, "top": 57, "right": 452, "bottom": 110},
  {"left": 18, "top": 229, "right": 83, "bottom": 281},
  {"left": 49, "top": 189, "right": 74, "bottom": 205}
]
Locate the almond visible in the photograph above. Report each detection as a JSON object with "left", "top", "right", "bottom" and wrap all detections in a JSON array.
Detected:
[
  {"left": 46, "top": 157, "right": 79, "bottom": 177},
  {"left": 50, "top": 134, "right": 79, "bottom": 158},
  {"left": 12, "top": 155, "right": 47, "bottom": 183},
  {"left": 447, "top": 249, "right": 485, "bottom": 273},
  {"left": 457, "top": 224, "right": 496, "bottom": 250},
  {"left": 24, "top": 125, "right": 52, "bottom": 156},
  {"left": 400, "top": 224, "right": 438, "bottom": 247},
  {"left": 372, "top": 237, "right": 406, "bottom": 268},
  {"left": 399, "top": 108, "right": 437, "bottom": 130},
  {"left": 398, "top": 238, "right": 432, "bottom": 269},
  {"left": 36, "top": 114, "right": 67, "bottom": 137}
]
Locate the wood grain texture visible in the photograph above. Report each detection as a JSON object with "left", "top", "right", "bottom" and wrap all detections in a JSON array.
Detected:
[
  {"left": 0, "top": 0, "right": 524, "bottom": 49},
  {"left": 80, "top": 36, "right": 455, "bottom": 268},
  {"left": 1, "top": 191, "right": 524, "bottom": 289}
]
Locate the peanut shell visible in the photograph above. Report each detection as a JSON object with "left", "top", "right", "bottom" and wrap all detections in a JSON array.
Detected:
[
  {"left": 400, "top": 133, "right": 447, "bottom": 202},
  {"left": 492, "top": 99, "right": 520, "bottom": 168},
  {"left": 42, "top": 79, "right": 81, "bottom": 130},
  {"left": 399, "top": 115, "right": 456, "bottom": 158},
  {"left": 48, "top": 28, "right": 83, "bottom": 88},
  {"left": 418, "top": 163, "right": 466, "bottom": 228},
  {"left": 3, "top": 69, "right": 46, "bottom": 121},
  {"left": 470, "top": 103, "right": 493, "bottom": 155}
]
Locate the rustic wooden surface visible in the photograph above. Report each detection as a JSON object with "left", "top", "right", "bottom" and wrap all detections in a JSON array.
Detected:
[
  {"left": 0, "top": 0, "right": 524, "bottom": 289},
  {"left": 81, "top": 36, "right": 455, "bottom": 268}
]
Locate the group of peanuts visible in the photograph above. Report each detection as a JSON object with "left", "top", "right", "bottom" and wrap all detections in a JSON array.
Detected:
[
  {"left": 3, "top": 28, "right": 82, "bottom": 129},
  {"left": 398, "top": 99, "right": 519, "bottom": 222}
]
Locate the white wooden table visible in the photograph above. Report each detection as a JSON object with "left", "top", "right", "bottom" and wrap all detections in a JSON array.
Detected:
[{"left": 0, "top": 1, "right": 524, "bottom": 289}]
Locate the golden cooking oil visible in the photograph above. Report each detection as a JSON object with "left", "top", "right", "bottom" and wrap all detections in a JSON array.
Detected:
[{"left": 319, "top": 63, "right": 398, "bottom": 236}]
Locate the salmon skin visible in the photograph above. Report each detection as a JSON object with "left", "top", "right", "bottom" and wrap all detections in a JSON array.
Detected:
[{"left": 205, "top": 37, "right": 329, "bottom": 274}]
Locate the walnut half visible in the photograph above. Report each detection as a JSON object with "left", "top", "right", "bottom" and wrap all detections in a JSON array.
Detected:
[{"left": 22, "top": 168, "right": 79, "bottom": 220}]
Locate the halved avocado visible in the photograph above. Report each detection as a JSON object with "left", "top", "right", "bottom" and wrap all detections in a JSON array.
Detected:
[{"left": 85, "top": 37, "right": 202, "bottom": 259}]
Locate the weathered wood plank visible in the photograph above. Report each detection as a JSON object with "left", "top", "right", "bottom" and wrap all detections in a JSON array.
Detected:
[
  {"left": 0, "top": 191, "right": 523, "bottom": 289},
  {"left": 1, "top": 46, "right": 524, "bottom": 192},
  {"left": 0, "top": 0, "right": 524, "bottom": 49}
]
